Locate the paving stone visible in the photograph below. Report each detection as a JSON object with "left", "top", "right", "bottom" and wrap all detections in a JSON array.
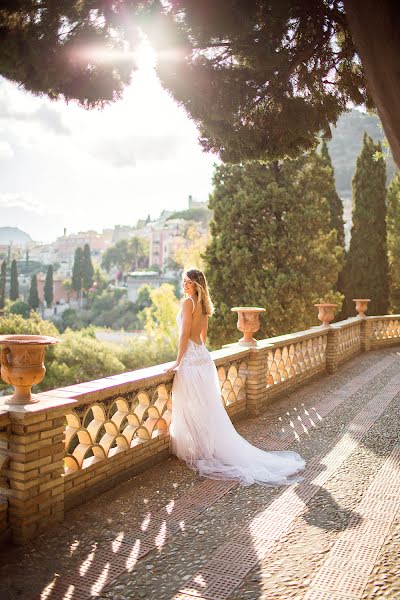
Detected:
[{"left": 1, "top": 349, "right": 400, "bottom": 600}]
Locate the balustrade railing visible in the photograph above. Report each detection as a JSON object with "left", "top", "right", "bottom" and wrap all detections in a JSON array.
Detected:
[
  {"left": 369, "top": 314, "right": 400, "bottom": 346},
  {"left": 1, "top": 309, "right": 400, "bottom": 545}
]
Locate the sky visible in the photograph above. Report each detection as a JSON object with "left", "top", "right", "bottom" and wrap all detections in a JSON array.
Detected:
[{"left": 0, "top": 44, "right": 217, "bottom": 243}]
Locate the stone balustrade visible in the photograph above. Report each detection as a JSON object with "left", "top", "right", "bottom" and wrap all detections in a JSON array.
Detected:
[{"left": 0, "top": 311, "right": 400, "bottom": 546}]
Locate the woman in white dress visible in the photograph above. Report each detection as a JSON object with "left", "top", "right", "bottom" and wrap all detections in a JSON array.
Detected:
[{"left": 166, "top": 267, "right": 305, "bottom": 486}]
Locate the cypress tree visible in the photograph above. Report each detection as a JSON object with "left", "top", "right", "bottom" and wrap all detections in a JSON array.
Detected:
[
  {"left": 320, "top": 140, "right": 345, "bottom": 250},
  {"left": 0, "top": 260, "right": 6, "bottom": 310},
  {"left": 387, "top": 173, "right": 400, "bottom": 312},
  {"left": 10, "top": 259, "right": 19, "bottom": 301},
  {"left": 28, "top": 274, "right": 40, "bottom": 310},
  {"left": 82, "top": 244, "right": 94, "bottom": 291},
  {"left": 44, "top": 265, "right": 54, "bottom": 308},
  {"left": 342, "top": 133, "right": 389, "bottom": 316},
  {"left": 72, "top": 248, "right": 83, "bottom": 294},
  {"left": 204, "top": 153, "right": 343, "bottom": 345}
]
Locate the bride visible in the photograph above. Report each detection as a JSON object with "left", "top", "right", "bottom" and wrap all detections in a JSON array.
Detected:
[{"left": 166, "top": 267, "right": 305, "bottom": 486}]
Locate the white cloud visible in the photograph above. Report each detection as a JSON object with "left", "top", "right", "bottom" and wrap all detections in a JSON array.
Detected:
[
  {"left": 0, "top": 79, "right": 70, "bottom": 135},
  {"left": 0, "top": 55, "right": 217, "bottom": 243},
  {"left": 0, "top": 193, "right": 43, "bottom": 213},
  {"left": 0, "top": 141, "right": 13, "bottom": 158}
]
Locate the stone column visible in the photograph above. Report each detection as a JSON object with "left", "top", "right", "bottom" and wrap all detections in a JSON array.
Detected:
[
  {"left": 1, "top": 395, "right": 75, "bottom": 545},
  {"left": 360, "top": 317, "right": 372, "bottom": 352},
  {"left": 245, "top": 345, "right": 271, "bottom": 416},
  {"left": 326, "top": 327, "right": 340, "bottom": 374}
]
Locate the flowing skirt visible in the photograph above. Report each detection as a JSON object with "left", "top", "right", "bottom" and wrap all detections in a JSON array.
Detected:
[{"left": 170, "top": 340, "right": 305, "bottom": 486}]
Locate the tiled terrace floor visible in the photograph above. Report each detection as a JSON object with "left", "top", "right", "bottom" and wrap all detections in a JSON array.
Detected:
[{"left": 1, "top": 348, "right": 400, "bottom": 600}]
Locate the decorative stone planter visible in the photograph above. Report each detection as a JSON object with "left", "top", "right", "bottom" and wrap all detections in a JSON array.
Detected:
[
  {"left": 0, "top": 334, "right": 59, "bottom": 405},
  {"left": 353, "top": 298, "right": 371, "bottom": 318},
  {"left": 231, "top": 307, "right": 266, "bottom": 347},
  {"left": 314, "top": 303, "right": 337, "bottom": 327}
]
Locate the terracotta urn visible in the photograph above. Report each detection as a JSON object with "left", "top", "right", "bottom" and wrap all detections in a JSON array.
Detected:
[
  {"left": 0, "top": 334, "right": 59, "bottom": 405},
  {"left": 314, "top": 303, "right": 337, "bottom": 327},
  {"left": 231, "top": 307, "right": 266, "bottom": 347},
  {"left": 353, "top": 298, "right": 371, "bottom": 318}
]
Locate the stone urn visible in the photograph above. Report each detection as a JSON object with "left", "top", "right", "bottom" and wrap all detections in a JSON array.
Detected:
[
  {"left": 0, "top": 334, "right": 59, "bottom": 405},
  {"left": 231, "top": 307, "right": 266, "bottom": 347},
  {"left": 353, "top": 298, "right": 371, "bottom": 318},
  {"left": 314, "top": 303, "right": 337, "bottom": 327}
]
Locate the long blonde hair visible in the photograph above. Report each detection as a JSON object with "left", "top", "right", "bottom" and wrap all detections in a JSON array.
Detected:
[{"left": 185, "top": 267, "right": 214, "bottom": 316}]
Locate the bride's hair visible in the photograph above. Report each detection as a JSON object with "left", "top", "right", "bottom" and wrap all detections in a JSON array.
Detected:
[{"left": 185, "top": 267, "right": 214, "bottom": 316}]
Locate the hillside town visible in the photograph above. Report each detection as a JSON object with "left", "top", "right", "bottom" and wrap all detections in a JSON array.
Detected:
[{"left": 0, "top": 195, "right": 210, "bottom": 319}]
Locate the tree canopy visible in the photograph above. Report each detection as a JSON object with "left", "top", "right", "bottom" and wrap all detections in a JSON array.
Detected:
[
  {"left": 101, "top": 237, "right": 149, "bottom": 273},
  {"left": 0, "top": 1, "right": 372, "bottom": 163},
  {"left": 386, "top": 174, "right": 400, "bottom": 313},
  {"left": 341, "top": 133, "right": 389, "bottom": 316},
  {"left": 44, "top": 265, "right": 54, "bottom": 308},
  {"left": 2, "top": 2, "right": 400, "bottom": 166},
  {"left": 204, "top": 153, "right": 343, "bottom": 346},
  {"left": 10, "top": 259, "right": 19, "bottom": 301},
  {"left": 0, "top": 0, "right": 139, "bottom": 107}
]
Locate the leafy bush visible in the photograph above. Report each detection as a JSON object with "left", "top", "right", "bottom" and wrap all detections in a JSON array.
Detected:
[
  {"left": 43, "top": 330, "right": 125, "bottom": 390},
  {"left": 6, "top": 300, "right": 31, "bottom": 319}
]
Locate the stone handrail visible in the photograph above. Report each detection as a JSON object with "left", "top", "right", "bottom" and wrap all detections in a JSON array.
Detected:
[{"left": 1, "top": 312, "right": 400, "bottom": 545}]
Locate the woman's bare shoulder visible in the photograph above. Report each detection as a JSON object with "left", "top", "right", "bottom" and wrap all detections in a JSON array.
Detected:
[{"left": 182, "top": 297, "right": 194, "bottom": 313}]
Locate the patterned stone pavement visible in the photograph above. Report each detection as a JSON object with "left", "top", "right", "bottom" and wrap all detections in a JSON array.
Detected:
[{"left": 1, "top": 348, "right": 400, "bottom": 600}]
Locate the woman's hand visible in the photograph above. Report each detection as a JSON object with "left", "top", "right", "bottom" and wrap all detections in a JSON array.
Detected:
[{"left": 164, "top": 361, "right": 180, "bottom": 373}]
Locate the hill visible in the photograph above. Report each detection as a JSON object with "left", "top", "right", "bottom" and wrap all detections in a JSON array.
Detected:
[
  {"left": 328, "top": 109, "right": 396, "bottom": 196},
  {"left": 0, "top": 227, "right": 32, "bottom": 246}
]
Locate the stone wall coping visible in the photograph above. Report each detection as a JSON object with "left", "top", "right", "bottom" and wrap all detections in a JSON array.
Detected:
[
  {"left": 210, "top": 346, "right": 251, "bottom": 364},
  {"left": 366, "top": 314, "right": 400, "bottom": 321},
  {"left": 330, "top": 316, "right": 361, "bottom": 330},
  {"left": 32, "top": 346, "right": 251, "bottom": 409},
  {"left": 0, "top": 395, "right": 77, "bottom": 418}
]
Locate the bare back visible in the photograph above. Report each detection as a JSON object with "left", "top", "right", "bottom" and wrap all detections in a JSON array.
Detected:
[{"left": 188, "top": 296, "right": 208, "bottom": 344}]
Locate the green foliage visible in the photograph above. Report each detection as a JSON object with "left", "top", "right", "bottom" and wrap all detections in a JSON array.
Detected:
[
  {"left": 0, "top": 3, "right": 377, "bottom": 164},
  {"left": 44, "top": 265, "right": 54, "bottom": 308},
  {"left": 204, "top": 155, "right": 344, "bottom": 346},
  {"left": 10, "top": 259, "right": 19, "bottom": 301},
  {"left": 141, "top": 284, "right": 179, "bottom": 352},
  {"left": 0, "top": 311, "right": 59, "bottom": 337},
  {"left": 386, "top": 173, "right": 400, "bottom": 312},
  {"left": 167, "top": 208, "right": 211, "bottom": 223},
  {"left": 0, "top": 310, "right": 176, "bottom": 394},
  {"left": 6, "top": 299, "right": 30, "bottom": 319},
  {"left": 0, "top": 2, "right": 135, "bottom": 107},
  {"left": 60, "top": 308, "right": 86, "bottom": 332},
  {"left": 326, "top": 110, "right": 396, "bottom": 196},
  {"left": 0, "top": 260, "right": 6, "bottom": 310},
  {"left": 72, "top": 247, "right": 83, "bottom": 293},
  {"left": 117, "top": 335, "right": 177, "bottom": 372},
  {"left": 28, "top": 274, "right": 40, "bottom": 310},
  {"left": 146, "top": 2, "right": 370, "bottom": 162},
  {"left": 341, "top": 134, "right": 389, "bottom": 317},
  {"left": 44, "top": 330, "right": 126, "bottom": 390},
  {"left": 320, "top": 141, "right": 345, "bottom": 251},
  {"left": 82, "top": 244, "right": 94, "bottom": 290},
  {"left": 101, "top": 237, "right": 149, "bottom": 273},
  {"left": 135, "top": 284, "right": 153, "bottom": 313}
]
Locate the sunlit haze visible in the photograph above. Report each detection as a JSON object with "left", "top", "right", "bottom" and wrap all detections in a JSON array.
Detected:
[{"left": 0, "top": 41, "right": 217, "bottom": 242}]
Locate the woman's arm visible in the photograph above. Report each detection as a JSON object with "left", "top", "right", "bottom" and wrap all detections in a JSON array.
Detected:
[
  {"left": 165, "top": 298, "right": 193, "bottom": 371},
  {"left": 201, "top": 317, "right": 208, "bottom": 344}
]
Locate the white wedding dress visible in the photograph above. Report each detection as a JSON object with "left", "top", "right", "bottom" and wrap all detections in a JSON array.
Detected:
[{"left": 170, "top": 309, "right": 305, "bottom": 486}]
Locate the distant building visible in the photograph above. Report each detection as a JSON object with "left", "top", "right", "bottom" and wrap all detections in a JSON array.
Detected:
[
  {"left": 188, "top": 194, "right": 208, "bottom": 210},
  {"left": 36, "top": 272, "right": 77, "bottom": 305},
  {"left": 148, "top": 219, "right": 185, "bottom": 272}
]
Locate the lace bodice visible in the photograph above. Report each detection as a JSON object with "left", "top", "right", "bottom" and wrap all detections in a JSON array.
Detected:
[{"left": 176, "top": 311, "right": 210, "bottom": 368}]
